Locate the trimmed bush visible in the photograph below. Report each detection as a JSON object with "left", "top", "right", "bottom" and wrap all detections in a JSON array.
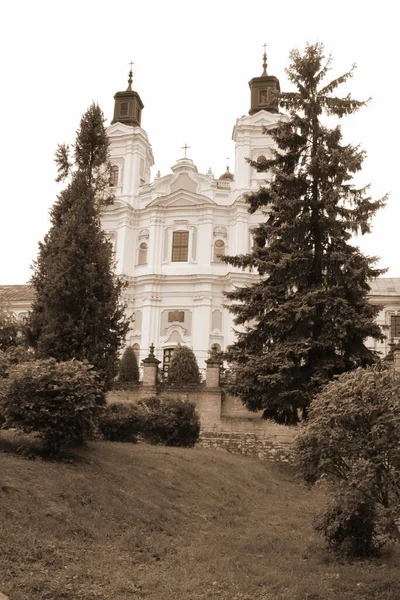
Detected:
[
  {"left": 119, "top": 346, "right": 139, "bottom": 383},
  {"left": 138, "top": 396, "right": 200, "bottom": 447},
  {"left": 98, "top": 403, "right": 141, "bottom": 442},
  {"left": 296, "top": 365, "right": 400, "bottom": 556},
  {"left": 0, "top": 358, "right": 105, "bottom": 455},
  {"left": 167, "top": 345, "right": 201, "bottom": 385}
]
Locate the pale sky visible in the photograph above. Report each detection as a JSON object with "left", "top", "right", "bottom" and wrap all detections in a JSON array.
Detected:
[{"left": 0, "top": 0, "right": 397, "bottom": 284}]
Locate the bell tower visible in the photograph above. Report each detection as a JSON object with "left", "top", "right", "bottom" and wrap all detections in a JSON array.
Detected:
[
  {"left": 248, "top": 45, "right": 280, "bottom": 114},
  {"left": 232, "top": 47, "right": 281, "bottom": 190},
  {"left": 111, "top": 64, "right": 144, "bottom": 127},
  {"left": 107, "top": 65, "right": 154, "bottom": 205}
]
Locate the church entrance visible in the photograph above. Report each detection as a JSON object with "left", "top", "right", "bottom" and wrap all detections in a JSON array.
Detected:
[{"left": 162, "top": 347, "right": 175, "bottom": 379}]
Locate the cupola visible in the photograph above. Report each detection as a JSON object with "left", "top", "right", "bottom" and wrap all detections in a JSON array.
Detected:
[
  {"left": 219, "top": 166, "right": 234, "bottom": 181},
  {"left": 248, "top": 47, "right": 280, "bottom": 115},
  {"left": 111, "top": 66, "right": 144, "bottom": 127}
]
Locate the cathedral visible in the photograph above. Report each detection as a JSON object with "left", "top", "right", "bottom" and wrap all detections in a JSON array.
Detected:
[
  {"left": 101, "top": 52, "right": 283, "bottom": 376},
  {"left": 1, "top": 53, "right": 400, "bottom": 374}
]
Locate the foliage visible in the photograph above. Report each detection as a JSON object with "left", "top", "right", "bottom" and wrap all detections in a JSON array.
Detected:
[
  {"left": 224, "top": 42, "right": 385, "bottom": 424},
  {"left": 98, "top": 403, "right": 140, "bottom": 442},
  {"left": 0, "top": 310, "right": 20, "bottom": 352},
  {"left": 0, "top": 347, "right": 35, "bottom": 379},
  {"left": 296, "top": 364, "right": 400, "bottom": 555},
  {"left": 167, "top": 345, "right": 201, "bottom": 385},
  {"left": 30, "top": 104, "right": 129, "bottom": 390},
  {"left": 0, "top": 358, "right": 105, "bottom": 455},
  {"left": 119, "top": 346, "right": 140, "bottom": 383},
  {"left": 137, "top": 396, "right": 200, "bottom": 447}
]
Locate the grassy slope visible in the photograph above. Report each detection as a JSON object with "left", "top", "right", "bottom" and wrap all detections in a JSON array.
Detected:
[{"left": 1, "top": 434, "right": 399, "bottom": 600}]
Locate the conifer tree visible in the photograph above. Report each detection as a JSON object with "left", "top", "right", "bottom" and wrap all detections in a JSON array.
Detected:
[
  {"left": 119, "top": 346, "right": 140, "bottom": 383},
  {"left": 30, "top": 104, "right": 129, "bottom": 389},
  {"left": 168, "top": 345, "right": 201, "bottom": 385},
  {"left": 224, "top": 43, "right": 385, "bottom": 424}
]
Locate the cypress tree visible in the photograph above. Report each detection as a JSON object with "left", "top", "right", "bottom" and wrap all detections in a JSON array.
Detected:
[
  {"left": 168, "top": 345, "right": 201, "bottom": 385},
  {"left": 30, "top": 104, "right": 129, "bottom": 389},
  {"left": 224, "top": 43, "right": 386, "bottom": 424},
  {"left": 119, "top": 346, "right": 140, "bottom": 383}
]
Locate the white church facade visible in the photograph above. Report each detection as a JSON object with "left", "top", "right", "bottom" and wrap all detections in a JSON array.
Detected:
[
  {"left": 1, "top": 54, "right": 400, "bottom": 374},
  {"left": 101, "top": 55, "right": 283, "bottom": 375}
]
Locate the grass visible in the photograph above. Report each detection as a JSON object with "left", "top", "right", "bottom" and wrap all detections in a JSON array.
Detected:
[{"left": 0, "top": 431, "right": 399, "bottom": 600}]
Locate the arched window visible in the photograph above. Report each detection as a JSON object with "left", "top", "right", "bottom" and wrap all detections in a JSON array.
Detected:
[
  {"left": 213, "top": 239, "right": 225, "bottom": 263},
  {"left": 110, "top": 165, "right": 119, "bottom": 187},
  {"left": 257, "top": 155, "right": 267, "bottom": 164},
  {"left": 172, "top": 230, "right": 189, "bottom": 262},
  {"left": 138, "top": 242, "right": 148, "bottom": 265}
]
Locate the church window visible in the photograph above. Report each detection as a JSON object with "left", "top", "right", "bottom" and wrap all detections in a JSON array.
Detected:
[
  {"left": 259, "top": 90, "right": 269, "bottom": 104},
  {"left": 213, "top": 239, "right": 225, "bottom": 263},
  {"left": 110, "top": 165, "right": 119, "bottom": 187},
  {"left": 168, "top": 310, "right": 184, "bottom": 323},
  {"left": 138, "top": 242, "right": 148, "bottom": 265},
  {"left": 391, "top": 315, "right": 400, "bottom": 338},
  {"left": 172, "top": 231, "right": 189, "bottom": 262},
  {"left": 257, "top": 155, "right": 267, "bottom": 164},
  {"left": 120, "top": 102, "right": 129, "bottom": 116}
]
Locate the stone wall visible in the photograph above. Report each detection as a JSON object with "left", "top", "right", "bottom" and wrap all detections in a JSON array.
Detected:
[
  {"left": 107, "top": 384, "right": 297, "bottom": 462},
  {"left": 199, "top": 428, "right": 296, "bottom": 463}
]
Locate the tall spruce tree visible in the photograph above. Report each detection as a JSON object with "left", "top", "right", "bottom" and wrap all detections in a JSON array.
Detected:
[
  {"left": 30, "top": 104, "right": 129, "bottom": 389},
  {"left": 224, "top": 43, "right": 386, "bottom": 424}
]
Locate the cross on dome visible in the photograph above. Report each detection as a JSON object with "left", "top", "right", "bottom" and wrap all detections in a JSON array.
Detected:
[
  {"left": 127, "top": 60, "right": 134, "bottom": 91},
  {"left": 181, "top": 143, "right": 190, "bottom": 158}
]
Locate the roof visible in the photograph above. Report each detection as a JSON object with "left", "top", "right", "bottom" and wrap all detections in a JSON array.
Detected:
[
  {"left": 0, "top": 285, "right": 35, "bottom": 302},
  {"left": 368, "top": 278, "right": 400, "bottom": 295}
]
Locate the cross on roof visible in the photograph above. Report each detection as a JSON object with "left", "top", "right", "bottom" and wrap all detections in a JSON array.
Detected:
[
  {"left": 181, "top": 143, "right": 190, "bottom": 158},
  {"left": 225, "top": 156, "right": 230, "bottom": 169},
  {"left": 263, "top": 43, "right": 267, "bottom": 54},
  {"left": 129, "top": 61, "right": 134, "bottom": 72}
]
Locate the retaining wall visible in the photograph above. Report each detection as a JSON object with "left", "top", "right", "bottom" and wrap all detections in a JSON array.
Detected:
[{"left": 107, "top": 385, "right": 297, "bottom": 463}]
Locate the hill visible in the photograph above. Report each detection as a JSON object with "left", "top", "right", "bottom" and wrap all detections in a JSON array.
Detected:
[{"left": 1, "top": 434, "right": 399, "bottom": 600}]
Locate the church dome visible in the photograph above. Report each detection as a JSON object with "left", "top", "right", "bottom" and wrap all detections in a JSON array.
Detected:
[{"left": 219, "top": 166, "right": 234, "bottom": 181}]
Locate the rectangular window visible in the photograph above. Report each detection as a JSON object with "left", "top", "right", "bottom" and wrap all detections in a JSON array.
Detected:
[
  {"left": 120, "top": 102, "right": 129, "bottom": 116},
  {"left": 391, "top": 315, "right": 400, "bottom": 338},
  {"left": 172, "top": 230, "right": 189, "bottom": 262}
]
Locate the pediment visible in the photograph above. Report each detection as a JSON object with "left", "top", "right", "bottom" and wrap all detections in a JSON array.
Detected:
[
  {"left": 147, "top": 189, "right": 216, "bottom": 209},
  {"left": 107, "top": 122, "right": 138, "bottom": 137}
]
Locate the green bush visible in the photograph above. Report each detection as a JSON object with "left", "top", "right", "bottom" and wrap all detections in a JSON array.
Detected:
[
  {"left": 119, "top": 346, "right": 139, "bottom": 383},
  {"left": 0, "top": 358, "right": 105, "bottom": 455},
  {"left": 98, "top": 403, "right": 141, "bottom": 442},
  {"left": 314, "top": 491, "right": 378, "bottom": 557},
  {"left": 167, "top": 345, "right": 201, "bottom": 385},
  {"left": 296, "top": 365, "right": 400, "bottom": 556},
  {"left": 138, "top": 396, "right": 200, "bottom": 447}
]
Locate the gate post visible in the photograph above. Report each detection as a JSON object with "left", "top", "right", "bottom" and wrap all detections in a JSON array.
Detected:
[{"left": 142, "top": 343, "right": 160, "bottom": 387}]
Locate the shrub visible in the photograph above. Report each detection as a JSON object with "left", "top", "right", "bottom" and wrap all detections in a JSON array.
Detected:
[
  {"left": 0, "top": 358, "right": 105, "bottom": 455},
  {"left": 119, "top": 346, "right": 139, "bottom": 383},
  {"left": 98, "top": 403, "right": 141, "bottom": 442},
  {"left": 138, "top": 396, "right": 200, "bottom": 447},
  {"left": 167, "top": 345, "right": 201, "bottom": 385},
  {"left": 295, "top": 365, "right": 400, "bottom": 556}
]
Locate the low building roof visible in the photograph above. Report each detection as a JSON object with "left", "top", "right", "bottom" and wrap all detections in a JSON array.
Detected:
[
  {"left": 0, "top": 284, "right": 35, "bottom": 303},
  {"left": 368, "top": 278, "right": 400, "bottom": 295}
]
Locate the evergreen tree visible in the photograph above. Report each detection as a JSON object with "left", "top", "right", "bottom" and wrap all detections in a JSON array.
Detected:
[
  {"left": 168, "top": 345, "right": 201, "bottom": 385},
  {"left": 224, "top": 43, "right": 385, "bottom": 424},
  {"left": 119, "top": 346, "right": 140, "bottom": 383},
  {"left": 30, "top": 104, "right": 129, "bottom": 389}
]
